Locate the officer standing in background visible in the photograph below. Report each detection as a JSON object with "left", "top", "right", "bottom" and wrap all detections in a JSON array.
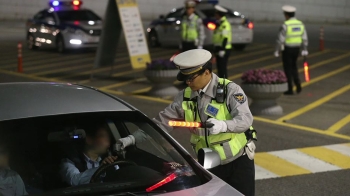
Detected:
[
  {"left": 154, "top": 49, "right": 257, "bottom": 196},
  {"left": 275, "top": 5, "right": 308, "bottom": 95},
  {"left": 213, "top": 5, "right": 232, "bottom": 78},
  {"left": 180, "top": 0, "right": 206, "bottom": 51}
]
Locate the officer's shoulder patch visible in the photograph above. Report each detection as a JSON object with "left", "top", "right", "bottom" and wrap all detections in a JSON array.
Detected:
[{"left": 233, "top": 93, "right": 246, "bottom": 104}]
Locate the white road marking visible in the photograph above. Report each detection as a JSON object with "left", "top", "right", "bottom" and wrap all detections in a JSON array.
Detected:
[
  {"left": 269, "top": 149, "right": 340, "bottom": 173},
  {"left": 324, "top": 143, "right": 350, "bottom": 157},
  {"left": 255, "top": 165, "right": 279, "bottom": 180}
]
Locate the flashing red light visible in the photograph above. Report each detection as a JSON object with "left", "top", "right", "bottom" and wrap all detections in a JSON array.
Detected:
[
  {"left": 207, "top": 22, "right": 216, "bottom": 30},
  {"left": 304, "top": 61, "right": 310, "bottom": 82},
  {"left": 74, "top": 21, "right": 80, "bottom": 25},
  {"left": 247, "top": 22, "right": 254, "bottom": 29},
  {"left": 72, "top": 0, "right": 80, "bottom": 6},
  {"left": 146, "top": 173, "right": 177, "bottom": 192}
]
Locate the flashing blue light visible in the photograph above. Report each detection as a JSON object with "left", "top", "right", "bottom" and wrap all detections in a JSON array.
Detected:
[
  {"left": 52, "top": 1, "right": 59, "bottom": 6},
  {"left": 73, "top": 135, "right": 79, "bottom": 139}
]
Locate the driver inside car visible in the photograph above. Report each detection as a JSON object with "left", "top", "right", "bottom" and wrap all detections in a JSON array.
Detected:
[
  {"left": 0, "top": 143, "right": 28, "bottom": 196},
  {"left": 59, "top": 123, "right": 119, "bottom": 186}
]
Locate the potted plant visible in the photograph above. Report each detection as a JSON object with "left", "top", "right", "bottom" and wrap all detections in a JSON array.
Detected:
[
  {"left": 144, "top": 59, "right": 179, "bottom": 97},
  {"left": 241, "top": 69, "right": 288, "bottom": 115}
]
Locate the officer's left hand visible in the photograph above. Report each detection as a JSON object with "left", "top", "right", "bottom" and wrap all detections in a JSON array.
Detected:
[
  {"left": 207, "top": 118, "right": 227, "bottom": 135},
  {"left": 301, "top": 50, "right": 308, "bottom": 56}
]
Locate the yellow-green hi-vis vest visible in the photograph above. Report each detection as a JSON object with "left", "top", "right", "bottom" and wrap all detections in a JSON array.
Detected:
[
  {"left": 213, "top": 16, "right": 232, "bottom": 49},
  {"left": 182, "top": 78, "right": 256, "bottom": 164},
  {"left": 182, "top": 15, "right": 199, "bottom": 42},
  {"left": 284, "top": 19, "right": 304, "bottom": 46}
]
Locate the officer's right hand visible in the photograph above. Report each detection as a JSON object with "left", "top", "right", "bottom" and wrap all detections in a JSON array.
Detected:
[
  {"left": 218, "top": 50, "right": 225, "bottom": 58},
  {"left": 274, "top": 51, "right": 279, "bottom": 57},
  {"left": 117, "top": 135, "right": 135, "bottom": 149},
  {"left": 301, "top": 50, "right": 308, "bottom": 56}
]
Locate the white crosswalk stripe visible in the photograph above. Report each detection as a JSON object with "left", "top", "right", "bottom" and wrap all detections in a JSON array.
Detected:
[
  {"left": 255, "top": 143, "right": 350, "bottom": 180},
  {"left": 269, "top": 149, "right": 340, "bottom": 173}
]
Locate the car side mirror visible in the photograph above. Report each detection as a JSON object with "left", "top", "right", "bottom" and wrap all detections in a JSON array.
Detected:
[
  {"left": 197, "top": 148, "right": 221, "bottom": 169},
  {"left": 45, "top": 17, "right": 55, "bottom": 25},
  {"left": 159, "top": 15, "right": 165, "bottom": 19}
]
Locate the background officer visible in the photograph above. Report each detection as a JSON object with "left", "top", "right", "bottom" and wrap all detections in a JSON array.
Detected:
[
  {"left": 153, "top": 49, "right": 256, "bottom": 196},
  {"left": 213, "top": 5, "right": 232, "bottom": 78},
  {"left": 274, "top": 5, "right": 308, "bottom": 95},
  {"left": 180, "top": 0, "right": 205, "bottom": 51}
]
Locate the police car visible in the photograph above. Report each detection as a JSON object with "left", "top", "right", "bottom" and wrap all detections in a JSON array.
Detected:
[
  {"left": 147, "top": 0, "right": 254, "bottom": 50},
  {"left": 26, "top": 0, "right": 102, "bottom": 53}
]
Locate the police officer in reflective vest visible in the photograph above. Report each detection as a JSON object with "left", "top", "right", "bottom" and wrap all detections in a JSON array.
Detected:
[
  {"left": 154, "top": 49, "right": 257, "bottom": 196},
  {"left": 274, "top": 5, "right": 308, "bottom": 95},
  {"left": 180, "top": 0, "right": 206, "bottom": 51},
  {"left": 213, "top": 5, "right": 232, "bottom": 78}
]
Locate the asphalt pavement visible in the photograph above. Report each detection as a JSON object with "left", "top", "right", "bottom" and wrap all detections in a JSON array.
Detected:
[{"left": 0, "top": 21, "right": 349, "bottom": 196}]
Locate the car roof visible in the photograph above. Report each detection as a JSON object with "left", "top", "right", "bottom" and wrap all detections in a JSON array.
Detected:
[{"left": 0, "top": 83, "right": 133, "bottom": 121}]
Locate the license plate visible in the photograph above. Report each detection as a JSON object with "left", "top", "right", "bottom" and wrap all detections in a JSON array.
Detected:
[{"left": 88, "top": 37, "right": 99, "bottom": 43}]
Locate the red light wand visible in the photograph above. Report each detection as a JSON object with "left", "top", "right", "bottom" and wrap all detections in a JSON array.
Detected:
[
  {"left": 168, "top": 121, "right": 214, "bottom": 128},
  {"left": 303, "top": 56, "right": 310, "bottom": 82}
]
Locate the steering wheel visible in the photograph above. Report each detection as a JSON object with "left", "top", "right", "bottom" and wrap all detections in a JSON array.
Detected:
[{"left": 90, "top": 160, "right": 137, "bottom": 183}]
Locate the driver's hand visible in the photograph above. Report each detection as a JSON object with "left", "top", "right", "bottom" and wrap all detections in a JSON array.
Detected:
[{"left": 102, "top": 156, "right": 118, "bottom": 165}]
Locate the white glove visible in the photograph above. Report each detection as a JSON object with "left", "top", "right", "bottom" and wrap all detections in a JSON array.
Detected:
[
  {"left": 274, "top": 51, "right": 279, "bottom": 57},
  {"left": 218, "top": 50, "right": 225, "bottom": 58},
  {"left": 197, "top": 46, "right": 203, "bottom": 49},
  {"left": 117, "top": 135, "right": 135, "bottom": 149},
  {"left": 245, "top": 141, "right": 256, "bottom": 160},
  {"left": 207, "top": 118, "right": 227, "bottom": 135},
  {"left": 301, "top": 50, "right": 308, "bottom": 56}
]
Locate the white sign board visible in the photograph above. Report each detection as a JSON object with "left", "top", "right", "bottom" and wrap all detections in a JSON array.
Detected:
[{"left": 116, "top": 0, "right": 151, "bottom": 69}]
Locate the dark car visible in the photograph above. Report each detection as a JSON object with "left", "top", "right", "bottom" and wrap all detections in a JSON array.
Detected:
[
  {"left": 147, "top": 0, "right": 254, "bottom": 50},
  {"left": 0, "top": 83, "right": 243, "bottom": 196},
  {"left": 26, "top": 0, "right": 102, "bottom": 53}
]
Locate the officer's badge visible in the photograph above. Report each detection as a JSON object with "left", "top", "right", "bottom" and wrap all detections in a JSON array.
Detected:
[{"left": 233, "top": 93, "right": 246, "bottom": 104}]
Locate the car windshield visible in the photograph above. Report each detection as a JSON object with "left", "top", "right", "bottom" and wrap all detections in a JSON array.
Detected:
[
  {"left": 200, "top": 7, "right": 242, "bottom": 19},
  {"left": 56, "top": 10, "right": 101, "bottom": 21},
  {"left": 0, "top": 111, "right": 208, "bottom": 196}
]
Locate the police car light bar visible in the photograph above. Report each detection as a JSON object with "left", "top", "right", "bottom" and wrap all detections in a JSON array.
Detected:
[
  {"left": 195, "top": 0, "right": 219, "bottom": 4},
  {"left": 50, "top": 0, "right": 82, "bottom": 7}
]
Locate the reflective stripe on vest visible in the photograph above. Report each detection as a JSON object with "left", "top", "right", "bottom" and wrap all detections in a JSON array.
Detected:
[
  {"left": 213, "top": 16, "right": 232, "bottom": 49},
  {"left": 284, "top": 19, "right": 304, "bottom": 45},
  {"left": 182, "top": 78, "right": 252, "bottom": 163},
  {"left": 182, "top": 15, "right": 199, "bottom": 42}
]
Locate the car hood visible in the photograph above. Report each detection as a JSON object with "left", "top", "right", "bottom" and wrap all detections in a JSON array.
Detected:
[
  {"left": 157, "top": 174, "right": 243, "bottom": 196},
  {"left": 63, "top": 20, "right": 102, "bottom": 30}
]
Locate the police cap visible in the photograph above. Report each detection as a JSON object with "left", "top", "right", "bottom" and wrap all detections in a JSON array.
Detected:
[
  {"left": 185, "top": 0, "right": 196, "bottom": 8},
  {"left": 282, "top": 5, "right": 296, "bottom": 13},
  {"left": 174, "top": 49, "right": 212, "bottom": 81}
]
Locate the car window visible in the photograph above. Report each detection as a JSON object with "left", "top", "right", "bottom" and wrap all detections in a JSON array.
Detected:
[
  {"left": 56, "top": 10, "right": 101, "bottom": 21},
  {"left": 33, "top": 11, "right": 47, "bottom": 21},
  {"left": 0, "top": 111, "right": 207, "bottom": 195},
  {"left": 200, "top": 7, "right": 242, "bottom": 19},
  {"left": 165, "top": 8, "right": 184, "bottom": 20}
]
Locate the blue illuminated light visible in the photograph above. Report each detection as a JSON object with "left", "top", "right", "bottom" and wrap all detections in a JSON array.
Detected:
[
  {"left": 73, "top": 135, "right": 79, "bottom": 139},
  {"left": 52, "top": 1, "right": 59, "bottom": 6}
]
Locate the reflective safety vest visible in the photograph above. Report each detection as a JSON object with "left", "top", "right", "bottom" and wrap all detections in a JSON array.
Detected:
[
  {"left": 182, "top": 78, "right": 256, "bottom": 164},
  {"left": 284, "top": 19, "right": 305, "bottom": 46},
  {"left": 213, "top": 16, "right": 232, "bottom": 50},
  {"left": 182, "top": 15, "right": 199, "bottom": 42}
]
